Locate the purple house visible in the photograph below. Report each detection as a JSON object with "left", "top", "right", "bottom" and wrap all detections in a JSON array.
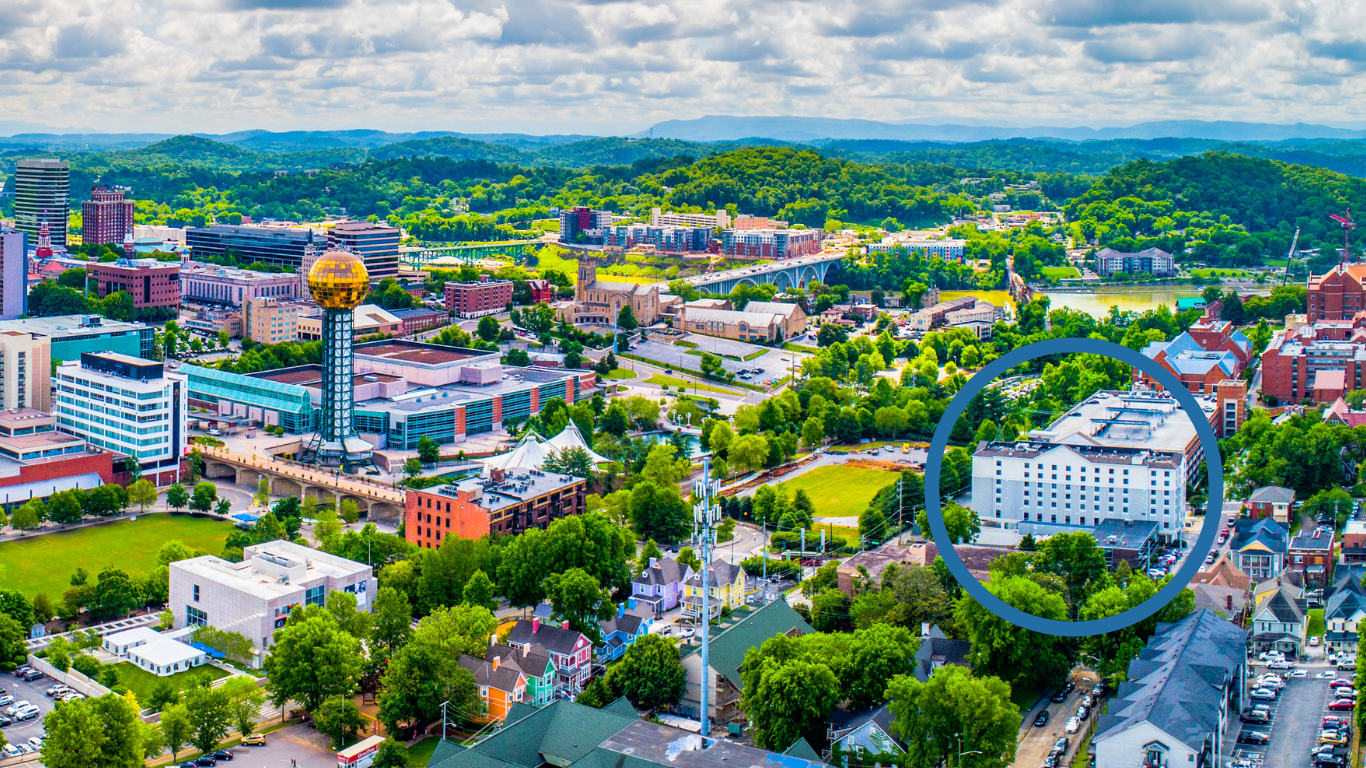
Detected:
[{"left": 629, "top": 556, "right": 692, "bottom": 615}]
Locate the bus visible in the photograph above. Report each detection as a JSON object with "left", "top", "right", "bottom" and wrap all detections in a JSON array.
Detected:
[{"left": 337, "top": 735, "right": 386, "bottom": 768}]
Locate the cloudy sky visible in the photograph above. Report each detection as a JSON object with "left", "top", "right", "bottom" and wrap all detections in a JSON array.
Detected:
[{"left": 4, "top": 0, "right": 1366, "bottom": 135}]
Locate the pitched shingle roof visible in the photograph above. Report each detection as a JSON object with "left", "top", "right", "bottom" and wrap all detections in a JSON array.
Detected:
[
  {"left": 632, "top": 557, "right": 689, "bottom": 588},
  {"left": 913, "top": 636, "right": 973, "bottom": 682},
  {"left": 1257, "top": 587, "right": 1306, "bottom": 625},
  {"left": 599, "top": 613, "right": 645, "bottom": 640},
  {"left": 683, "top": 559, "right": 745, "bottom": 589},
  {"left": 1094, "top": 610, "right": 1247, "bottom": 753},
  {"left": 506, "top": 619, "right": 588, "bottom": 658},
  {"left": 1230, "top": 518, "right": 1289, "bottom": 556},
  {"left": 1248, "top": 486, "right": 1295, "bottom": 504},
  {"left": 429, "top": 699, "right": 638, "bottom": 768},
  {"left": 680, "top": 599, "right": 812, "bottom": 690},
  {"left": 487, "top": 642, "right": 554, "bottom": 679},
  {"left": 459, "top": 654, "right": 526, "bottom": 693}
]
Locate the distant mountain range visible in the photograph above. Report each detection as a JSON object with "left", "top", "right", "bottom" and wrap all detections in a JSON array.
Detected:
[{"left": 634, "top": 116, "right": 1366, "bottom": 143}]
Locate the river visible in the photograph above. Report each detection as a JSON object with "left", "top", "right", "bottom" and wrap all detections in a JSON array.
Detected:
[{"left": 941, "top": 286, "right": 1268, "bottom": 319}]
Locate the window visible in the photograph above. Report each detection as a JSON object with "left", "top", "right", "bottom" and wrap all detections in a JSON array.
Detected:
[
  {"left": 186, "top": 605, "right": 207, "bottom": 627},
  {"left": 193, "top": 584, "right": 200, "bottom": 602},
  {"left": 305, "top": 585, "right": 326, "bottom": 607}
]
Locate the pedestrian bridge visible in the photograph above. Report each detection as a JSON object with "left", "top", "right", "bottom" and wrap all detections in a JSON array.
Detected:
[
  {"left": 196, "top": 444, "right": 407, "bottom": 521},
  {"left": 652, "top": 251, "right": 847, "bottom": 295}
]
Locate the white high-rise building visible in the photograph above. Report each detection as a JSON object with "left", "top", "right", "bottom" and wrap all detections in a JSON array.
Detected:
[
  {"left": 53, "top": 352, "right": 186, "bottom": 485},
  {"left": 0, "top": 228, "right": 27, "bottom": 321}
]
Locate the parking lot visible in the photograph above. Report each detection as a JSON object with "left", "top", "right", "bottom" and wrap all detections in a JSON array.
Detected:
[
  {"left": 1231, "top": 664, "right": 1341, "bottom": 768},
  {"left": 1, "top": 666, "right": 66, "bottom": 762},
  {"left": 630, "top": 337, "right": 801, "bottom": 387}
]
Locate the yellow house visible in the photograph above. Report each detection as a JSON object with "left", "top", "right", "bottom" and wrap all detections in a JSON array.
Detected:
[{"left": 681, "top": 560, "right": 747, "bottom": 621}]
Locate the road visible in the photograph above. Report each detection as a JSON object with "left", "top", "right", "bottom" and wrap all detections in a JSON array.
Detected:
[{"left": 1011, "top": 668, "right": 1101, "bottom": 768}]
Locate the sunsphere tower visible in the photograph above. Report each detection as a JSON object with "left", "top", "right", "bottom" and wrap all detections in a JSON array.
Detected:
[{"left": 306, "top": 249, "right": 374, "bottom": 467}]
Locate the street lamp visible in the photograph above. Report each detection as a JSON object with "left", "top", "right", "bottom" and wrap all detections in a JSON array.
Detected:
[{"left": 956, "top": 734, "right": 982, "bottom": 768}]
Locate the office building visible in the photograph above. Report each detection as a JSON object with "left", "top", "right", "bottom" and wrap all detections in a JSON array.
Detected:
[
  {"left": 82, "top": 186, "right": 136, "bottom": 246},
  {"left": 243, "top": 296, "right": 301, "bottom": 344},
  {"left": 185, "top": 307, "right": 243, "bottom": 339},
  {"left": 0, "top": 228, "right": 27, "bottom": 320},
  {"left": 0, "top": 314, "right": 154, "bottom": 361},
  {"left": 390, "top": 307, "right": 448, "bottom": 336},
  {"left": 404, "top": 467, "right": 587, "bottom": 545},
  {"left": 650, "top": 207, "right": 730, "bottom": 229},
  {"left": 1138, "top": 320, "right": 1253, "bottom": 394},
  {"left": 182, "top": 340, "right": 594, "bottom": 447},
  {"left": 168, "top": 540, "right": 376, "bottom": 659},
  {"left": 296, "top": 304, "right": 401, "bottom": 340},
  {"left": 13, "top": 159, "right": 70, "bottom": 246},
  {"left": 445, "top": 276, "right": 513, "bottom": 318},
  {"left": 180, "top": 264, "right": 302, "bottom": 307},
  {"left": 185, "top": 224, "right": 317, "bottom": 269},
  {"left": 1093, "top": 247, "right": 1176, "bottom": 277},
  {"left": 1093, "top": 610, "right": 1245, "bottom": 768},
  {"left": 53, "top": 352, "right": 187, "bottom": 484},
  {"left": 558, "top": 207, "right": 613, "bottom": 244},
  {"left": 0, "top": 408, "right": 121, "bottom": 506},
  {"left": 327, "top": 221, "right": 400, "bottom": 281},
  {"left": 0, "top": 331, "right": 50, "bottom": 412},
  {"left": 719, "top": 228, "right": 821, "bottom": 260},
  {"left": 88, "top": 259, "right": 182, "bottom": 309}
]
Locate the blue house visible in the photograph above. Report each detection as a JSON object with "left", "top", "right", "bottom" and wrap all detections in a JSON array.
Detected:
[{"left": 597, "top": 606, "right": 651, "bottom": 661}]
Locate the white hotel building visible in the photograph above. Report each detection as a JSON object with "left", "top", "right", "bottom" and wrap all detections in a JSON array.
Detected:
[
  {"left": 971, "top": 389, "right": 1216, "bottom": 542},
  {"left": 53, "top": 351, "right": 187, "bottom": 485}
]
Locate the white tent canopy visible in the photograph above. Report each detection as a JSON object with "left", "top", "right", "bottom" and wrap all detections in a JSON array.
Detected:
[
  {"left": 544, "top": 421, "right": 610, "bottom": 464},
  {"left": 481, "top": 422, "right": 609, "bottom": 473}
]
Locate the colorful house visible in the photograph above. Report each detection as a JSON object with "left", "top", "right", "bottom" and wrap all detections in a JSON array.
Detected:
[
  {"left": 487, "top": 642, "right": 557, "bottom": 708},
  {"left": 597, "top": 606, "right": 651, "bottom": 661},
  {"left": 506, "top": 618, "right": 593, "bottom": 695},
  {"left": 681, "top": 560, "right": 748, "bottom": 621},
  {"left": 459, "top": 654, "right": 527, "bottom": 722},
  {"left": 629, "top": 556, "right": 692, "bottom": 615}
]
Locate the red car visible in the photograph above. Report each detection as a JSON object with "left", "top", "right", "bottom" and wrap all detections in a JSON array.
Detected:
[{"left": 1328, "top": 699, "right": 1355, "bottom": 711}]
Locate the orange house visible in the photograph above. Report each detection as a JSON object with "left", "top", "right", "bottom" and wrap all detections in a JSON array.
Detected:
[{"left": 459, "top": 654, "right": 527, "bottom": 722}]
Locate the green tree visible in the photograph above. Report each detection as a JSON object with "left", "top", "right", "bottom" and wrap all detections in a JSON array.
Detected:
[
  {"left": 403, "top": 457, "right": 424, "bottom": 480},
  {"left": 183, "top": 682, "right": 232, "bottom": 755},
  {"left": 628, "top": 482, "right": 690, "bottom": 543},
  {"left": 10, "top": 500, "right": 41, "bottom": 533},
  {"left": 476, "top": 315, "right": 501, "bottom": 342},
  {"left": 263, "top": 612, "right": 363, "bottom": 713},
  {"left": 1034, "top": 531, "right": 1110, "bottom": 608},
  {"left": 612, "top": 634, "right": 686, "bottom": 709},
  {"left": 93, "top": 567, "right": 140, "bottom": 620},
  {"left": 810, "top": 587, "right": 852, "bottom": 633},
  {"left": 543, "top": 568, "right": 615, "bottom": 643},
  {"left": 0, "top": 614, "right": 26, "bottom": 668},
  {"left": 617, "top": 305, "right": 638, "bottom": 331},
  {"left": 40, "top": 696, "right": 107, "bottom": 768},
  {"left": 314, "top": 694, "right": 365, "bottom": 750},
  {"left": 417, "top": 435, "right": 441, "bottom": 465},
  {"left": 314, "top": 505, "right": 343, "bottom": 545},
  {"left": 378, "top": 634, "right": 481, "bottom": 738},
  {"left": 189, "top": 481, "right": 218, "bottom": 513},
  {"left": 48, "top": 490, "right": 84, "bottom": 526},
  {"left": 158, "top": 703, "right": 194, "bottom": 761},
  {"left": 372, "top": 739, "right": 411, "bottom": 768},
  {"left": 165, "top": 483, "right": 189, "bottom": 512},
  {"left": 326, "top": 591, "right": 375, "bottom": 640},
  {"left": 885, "top": 665, "right": 1021, "bottom": 768},
  {"left": 127, "top": 479, "right": 158, "bottom": 513},
  {"left": 955, "top": 575, "right": 1072, "bottom": 691},
  {"left": 462, "top": 569, "right": 498, "bottom": 612},
  {"left": 739, "top": 656, "right": 841, "bottom": 750},
  {"left": 370, "top": 586, "right": 414, "bottom": 654}
]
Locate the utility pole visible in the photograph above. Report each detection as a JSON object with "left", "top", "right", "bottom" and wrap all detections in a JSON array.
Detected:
[
  {"left": 693, "top": 459, "right": 721, "bottom": 746},
  {"left": 440, "top": 701, "right": 449, "bottom": 741}
]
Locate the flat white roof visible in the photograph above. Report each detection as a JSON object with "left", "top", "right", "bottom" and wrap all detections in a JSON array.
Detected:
[
  {"left": 103, "top": 626, "right": 163, "bottom": 646},
  {"left": 127, "top": 637, "right": 204, "bottom": 666},
  {"left": 172, "top": 540, "right": 370, "bottom": 601}
]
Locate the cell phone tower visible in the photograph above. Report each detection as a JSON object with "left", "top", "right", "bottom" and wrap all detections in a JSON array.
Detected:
[{"left": 692, "top": 459, "right": 721, "bottom": 747}]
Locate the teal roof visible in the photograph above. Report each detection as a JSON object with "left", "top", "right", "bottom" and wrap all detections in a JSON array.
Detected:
[
  {"left": 681, "top": 599, "right": 813, "bottom": 690},
  {"left": 783, "top": 737, "right": 825, "bottom": 763},
  {"left": 183, "top": 363, "right": 314, "bottom": 415},
  {"left": 1175, "top": 297, "right": 1207, "bottom": 310},
  {"left": 427, "top": 740, "right": 467, "bottom": 768},
  {"left": 429, "top": 700, "right": 637, "bottom": 768},
  {"left": 602, "top": 696, "right": 638, "bottom": 719}
]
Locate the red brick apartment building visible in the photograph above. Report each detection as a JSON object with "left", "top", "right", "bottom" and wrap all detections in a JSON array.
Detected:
[
  {"left": 81, "top": 186, "right": 135, "bottom": 246},
  {"left": 445, "top": 276, "right": 513, "bottom": 319},
  {"left": 1308, "top": 264, "right": 1366, "bottom": 321},
  {"left": 89, "top": 259, "right": 181, "bottom": 309},
  {"left": 405, "top": 468, "right": 586, "bottom": 546}
]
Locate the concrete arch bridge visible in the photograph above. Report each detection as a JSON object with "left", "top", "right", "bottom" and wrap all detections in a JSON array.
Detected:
[{"left": 652, "top": 252, "right": 846, "bottom": 296}]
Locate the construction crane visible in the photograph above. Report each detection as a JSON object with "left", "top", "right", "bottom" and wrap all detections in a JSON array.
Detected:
[
  {"left": 1281, "top": 227, "right": 1300, "bottom": 284},
  {"left": 1332, "top": 208, "right": 1356, "bottom": 268}
]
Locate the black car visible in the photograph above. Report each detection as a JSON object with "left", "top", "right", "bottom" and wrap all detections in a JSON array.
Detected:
[
  {"left": 1239, "top": 711, "right": 1270, "bottom": 724},
  {"left": 179, "top": 762, "right": 198, "bottom": 768},
  {"left": 1317, "top": 756, "right": 1348, "bottom": 768},
  {"left": 1050, "top": 690, "right": 1067, "bottom": 703},
  {"left": 20, "top": 669, "right": 43, "bottom": 681},
  {"left": 212, "top": 750, "right": 234, "bottom": 761},
  {"left": 12, "top": 666, "right": 31, "bottom": 678},
  {"left": 1237, "top": 731, "right": 1269, "bottom": 745},
  {"left": 1034, "top": 710, "right": 1050, "bottom": 727},
  {"left": 1064, "top": 681, "right": 1076, "bottom": 694},
  {"left": 194, "top": 757, "right": 217, "bottom": 767}
]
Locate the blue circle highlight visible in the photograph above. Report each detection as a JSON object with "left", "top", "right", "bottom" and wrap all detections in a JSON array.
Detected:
[{"left": 924, "top": 337, "right": 1223, "bottom": 637}]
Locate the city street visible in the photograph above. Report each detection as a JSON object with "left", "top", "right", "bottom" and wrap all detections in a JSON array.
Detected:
[{"left": 1011, "top": 668, "right": 1101, "bottom": 768}]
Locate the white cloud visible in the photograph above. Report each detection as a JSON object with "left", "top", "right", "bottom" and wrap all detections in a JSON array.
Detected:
[{"left": 2, "top": 0, "right": 1366, "bottom": 134}]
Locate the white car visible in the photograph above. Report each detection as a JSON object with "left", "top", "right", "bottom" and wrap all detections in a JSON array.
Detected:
[
  {"left": 1, "top": 745, "right": 21, "bottom": 759},
  {"left": 1259, "top": 651, "right": 1284, "bottom": 662},
  {"left": 1248, "top": 688, "right": 1277, "bottom": 701},
  {"left": 1289, "top": 669, "right": 1308, "bottom": 678},
  {"left": 1310, "top": 636, "right": 1322, "bottom": 646},
  {"left": 1065, "top": 717, "right": 1080, "bottom": 734},
  {"left": 1267, "top": 659, "right": 1294, "bottom": 670},
  {"left": 1318, "top": 671, "right": 1339, "bottom": 679},
  {"left": 4, "top": 700, "right": 31, "bottom": 716}
]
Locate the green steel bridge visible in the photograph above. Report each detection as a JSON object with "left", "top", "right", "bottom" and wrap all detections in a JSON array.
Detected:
[{"left": 398, "top": 241, "right": 539, "bottom": 268}]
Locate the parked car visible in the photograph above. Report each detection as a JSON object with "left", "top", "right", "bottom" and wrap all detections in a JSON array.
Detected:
[
  {"left": 241, "top": 734, "right": 266, "bottom": 746},
  {"left": 12, "top": 706, "right": 39, "bottom": 722},
  {"left": 1328, "top": 699, "right": 1356, "bottom": 711},
  {"left": 4, "top": 701, "right": 31, "bottom": 717},
  {"left": 1077, "top": 705, "right": 1090, "bottom": 720},
  {"left": 1340, "top": 660, "right": 1357, "bottom": 671},
  {"left": 1239, "top": 711, "right": 1270, "bottom": 725},
  {"left": 1311, "top": 636, "right": 1322, "bottom": 646},
  {"left": 194, "top": 757, "right": 217, "bottom": 767},
  {"left": 27, "top": 737, "right": 43, "bottom": 750},
  {"left": 11, "top": 666, "right": 31, "bottom": 677},
  {"left": 1290, "top": 669, "right": 1308, "bottom": 677},
  {"left": 0, "top": 714, "right": 12, "bottom": 727},
  {"left": 1050, "top": 690, "right": 1069, "bottom": 703},
  {"left": 1259, "top": 650, "right": 1284, "bottom": 661},
  {"left": 45, "top": 684, "right": 70, "bottom": 697},
  {"left": 1065, "top": 717, "right": 1080, "bottom": 734},
  {"left": 1, "top": 745, "right": 21, "bottom": 759},
  {"left": 1316, "top": 756, "right": 1349, "bottom": 768},
  {"left": 1267, "top": 659, "right": 1294, "bottom": 669},
  {"left": 211, "top": 749, "right": 234, "bottom": 761},
  {"left": 1249, "top": 689, "right": 1278, "bottom": 702},
  {"left": 20, "top": 669, "right": 43, "bottom": 681},
  {"left": 0, "top": 694, "right": 11, "bottom": 707},
  {"left": 1034, "top": 710, "right": 1050, "bottom": 727},
  {"left": 1237, "top": 731, "right": 1270, "bottom": 745},
  {"left": 1321, "top": 731, "right": 1348, "bottom": 746}
]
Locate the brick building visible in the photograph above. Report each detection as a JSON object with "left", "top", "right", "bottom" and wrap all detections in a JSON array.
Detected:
[
  {"left": 180, "top": 265, "right": 302, "bottom": 307},
  {"left": 1260, "top": 318, "right": 1366, "bottom": 403},
  {"left": 404, "top": 468, "right": 586, "bottom": 546},
  {"left": 391, "top": 307, "right": 448, "bottom": 336},
  {"left": 82, "top": 186, "right": 135, "bottom": 246},
  {"left": 1343, "top": 521, "right": 1366, "bottom": 563},
  {"left": 1244, "top": 486, "right": 1294, "bottom": 524},
  {"left": 243, "top": 296, "right": 301, "bottom": 345},
  {"left": 1138, "top": 320, "right": 1253, "bottom": 394},
  {"left": 719, "top": 228, "right": 821, "bottom": 260},
  {"left": 1307, "top": 264, "right": 1366, "bottom": 321},
  {"left": 88, "top": 259, "right": 181, "bottom": 309},
  {"left": 1289, "top": 526, "right": 1335, "bottom": 588},
  {"left": 525, "top": 279, "right": 555, "bottom": 304},
  {"left": 445, "top": 276, "right": 513, "bottom": 318}
]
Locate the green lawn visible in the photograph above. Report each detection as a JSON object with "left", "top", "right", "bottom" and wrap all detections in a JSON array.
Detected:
[
  {"left": 602, "top": 368, "right": 637, "bottom": 380},
  {"left": 1308, "top": 608, "right": 1326, "bottom": 638},
  {"left": 776, "top": 465, "right": 900, "bottom": 518},
  {"left": 1009, "top": 682, "right": 1049, "bottom": 712},
  {"left": 1040, "top": 266, "right": 1081, "bottom": 279},
  {"left": 112, "top": 661, "right": 229, "bottom": 709},
  {"left": 645, "top": 374, "right": 736, "bottom": 395},
  {"left": 0, "top": 515, "right": 233, "bottom": 599},
  {"left": 409, "top": 737, "right": 441, "bottom": 767},
  {"left": 1190, "top": 268, "right": 1251, "bottom": 278}
]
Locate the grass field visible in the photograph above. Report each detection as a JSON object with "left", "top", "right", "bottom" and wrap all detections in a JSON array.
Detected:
[
  {"left": 1308, "top": 608, "right": 1326, "bottom": 638},
  {"left": 776, "top": 465, "right": 900, "bottom": 518},
  {"left": 1190, "top": 268, "right": 1251, "bottom": 279},
  {"left": 603, "top": 368, "right": 637, "bottom": 380},
  {"left": 0, "top": 515, "right": 233, "bottom": 599},
  {"left": 645, "top": 374, "right": 735, "bottom": 395},
  {"left": 409, "top": 737, "right": 440, "bottom": 766},
  {"left": 1040, "top": 266, "right": 1081, "bottom": 279},
  {"left": 112, "top": 661, "right": 229, "bottom": 709}
]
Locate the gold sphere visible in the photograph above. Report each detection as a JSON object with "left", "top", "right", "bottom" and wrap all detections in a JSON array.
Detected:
[{"left": 308, "top": 250, "right": 369, "bottom": 310}]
